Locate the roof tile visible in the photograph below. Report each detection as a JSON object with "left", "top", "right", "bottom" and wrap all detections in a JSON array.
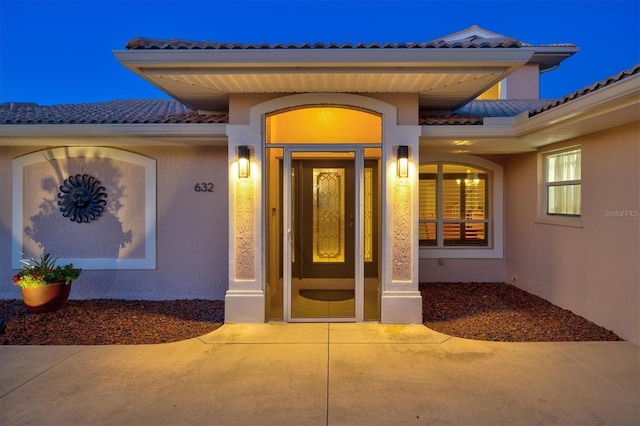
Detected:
[
  {"left": 125, "top": 36, "right": 523, "bottom": 50},
  {"left": 531, "top": 64, "right": 640, "bottom": 115},
  {"left": 0, "top": 99, "right": 228, "bottom": 125},
  {"left": 420, "top": 99, "right": 553, "bottom": 125}
]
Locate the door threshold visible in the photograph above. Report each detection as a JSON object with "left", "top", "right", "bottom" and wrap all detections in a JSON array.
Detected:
[{"left": 286, "top": 318, "right": 357, "bottom": 323}]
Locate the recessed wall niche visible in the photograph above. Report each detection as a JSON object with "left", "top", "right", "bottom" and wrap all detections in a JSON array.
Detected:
[{"left": 12, "top": 147, "right": 156, "bottom": 269}]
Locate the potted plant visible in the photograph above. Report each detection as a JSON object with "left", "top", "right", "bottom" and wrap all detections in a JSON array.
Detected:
[{"left": 13, "top": 253, "right": 82, "bottom": 313}]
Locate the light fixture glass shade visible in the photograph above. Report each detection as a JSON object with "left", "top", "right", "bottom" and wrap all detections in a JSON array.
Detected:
[
  {"left": 397, "top": 145, "right": 409, "bottom": 178},
  {"left": 238, "top": 146, "right": 250, "bottom": 178}
]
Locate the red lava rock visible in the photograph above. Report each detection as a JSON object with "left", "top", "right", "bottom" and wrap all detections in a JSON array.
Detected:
[
  {"left": 0, "top": 285, "right": 622, "bottom": 344},
  {"left": 421, "top": 282, "right": 621, "bottom": 342},
  {"left": 0, "top": 299, "right": 224, "bottom": 345}
]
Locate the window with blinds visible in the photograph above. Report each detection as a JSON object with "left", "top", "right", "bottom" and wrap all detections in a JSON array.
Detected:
[
  {"left": 545, "top": 148, "right": 581, "bottom": 216},
  {"left": 419, "top": 163, "right": 489, "bottom": 247}
]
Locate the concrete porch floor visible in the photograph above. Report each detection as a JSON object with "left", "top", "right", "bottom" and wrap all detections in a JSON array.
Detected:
[{"left": 0, "top": 323, "right": 638, "bottom": 425}]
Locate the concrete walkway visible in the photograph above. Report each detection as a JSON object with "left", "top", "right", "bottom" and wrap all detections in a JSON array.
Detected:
[{"left": 1, "top": 323, "right": 638, "bottom": 425}]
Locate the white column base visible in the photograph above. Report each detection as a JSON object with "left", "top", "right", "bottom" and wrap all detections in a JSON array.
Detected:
[
  {"left": 224, "top": 290, "right": 265, "bottom": 323},
  {"left": 381, "top": 290, "right": 423, "bottom": 324}
]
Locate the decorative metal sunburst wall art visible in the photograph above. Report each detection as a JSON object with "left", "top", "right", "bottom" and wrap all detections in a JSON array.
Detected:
[{"left": 57, "top": 174, "right": 108, "bottom": 223}]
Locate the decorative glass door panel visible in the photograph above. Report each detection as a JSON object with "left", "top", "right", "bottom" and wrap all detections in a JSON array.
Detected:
[{"left": 313, "top": 167, "right": 346, "bottom": 264}]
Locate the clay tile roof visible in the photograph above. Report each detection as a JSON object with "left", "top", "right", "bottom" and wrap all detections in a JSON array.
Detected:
[
  {"left": 419, "top": 116, "right": 484, "bottom": 126},
  {"left": 419, "top": 99, "right": 554, "bottom": 125},
  {"left": 531, "top": 64, "right": 640, "bottom": 116},
  {"left": 0, "top": 99, "right": 228, "bottom": 124},
  {"left": 125, "top": 36, "right": 522, "bottom": 50}
]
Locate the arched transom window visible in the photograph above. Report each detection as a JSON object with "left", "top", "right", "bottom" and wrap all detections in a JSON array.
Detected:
[{"left": 266, "top": 106, "right": 382, "bottom": 144}]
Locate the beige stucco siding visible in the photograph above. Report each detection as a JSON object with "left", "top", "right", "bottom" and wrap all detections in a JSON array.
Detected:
[
  {"left": 504, "top": 64, "right": 540, "bottom": 99},
  {"left": 229, "top": 93, "right": 419, "bottom": 125},
  {"left": 505, "top": 122, "right": 640, "bottom": 344},
  {"left": 419, "top": 258, "right": 506, "bottom": 282},
  {"left": 0, "top": 145, "right": 229, "bottom": 301}
]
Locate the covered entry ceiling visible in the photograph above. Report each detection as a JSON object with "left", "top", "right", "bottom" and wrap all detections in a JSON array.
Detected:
[{"left": 114, "top": 42, "right": 536, "bottom": 112}]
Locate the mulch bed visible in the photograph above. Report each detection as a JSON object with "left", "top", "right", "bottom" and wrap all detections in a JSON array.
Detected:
[
  {"left": 0, "top": 299, "right": 224, "bottom": 345},
  {"left": 421, "top": 282, "right": 621, "bottom": 342},
  {"left": 0, "top": 282, "right": 621, "bottom": 344}
]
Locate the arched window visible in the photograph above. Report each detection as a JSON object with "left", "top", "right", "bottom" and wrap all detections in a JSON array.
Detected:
[
  {"left": 266, "top": 106, "right": 381, "bottom": 144},
  {"left": 418, "top": 155, "right": 503, "bottom": 258}
]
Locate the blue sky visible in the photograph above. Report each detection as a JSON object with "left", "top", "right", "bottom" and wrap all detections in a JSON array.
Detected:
[{"left": 1, "top": 0, "right": 638, "bottom": 106}]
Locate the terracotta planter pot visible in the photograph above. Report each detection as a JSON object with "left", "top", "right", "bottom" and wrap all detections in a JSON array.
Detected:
[{"left": 20, "top": 282, "right": 72, "bottom": 314}]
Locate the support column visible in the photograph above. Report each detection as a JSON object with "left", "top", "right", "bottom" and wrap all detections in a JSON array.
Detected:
[
  {"left": 381, "top": 128, "right": 423, "bottom": 323},
  {"left": 225, "top": 125, "right": 265, "bottom": 323}
]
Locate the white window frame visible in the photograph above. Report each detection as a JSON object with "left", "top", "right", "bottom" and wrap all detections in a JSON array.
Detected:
[
  {"left": 418, "top": 154, "right": 503, "bottom": 259},
  {"left": 536, "top": 146, "right": 583, "bottom": 228}
]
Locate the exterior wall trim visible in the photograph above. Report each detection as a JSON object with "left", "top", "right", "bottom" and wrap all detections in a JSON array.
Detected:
[
  {"left": 0, "top": 123, "right": 228, "bottom": 146},
  {"left": 417, "top": 154, "right": 504, "bottom": 259},
  {"left": 12, "top": 147, "right": 156, "bottom": 270}
]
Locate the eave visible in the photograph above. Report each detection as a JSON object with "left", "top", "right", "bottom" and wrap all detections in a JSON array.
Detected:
[
  {"left": 420, "top": 74, "right": 640, "bottom": 154},
  {"left": 113, "top": 48, "right": 535, "bottom": 112}
]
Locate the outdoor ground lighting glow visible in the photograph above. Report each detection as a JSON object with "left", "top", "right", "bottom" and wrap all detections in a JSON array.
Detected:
[
  {"left": 397, "top": 145, "right": 409, "bottom": 178},
  {"left": 238, "top": 146, "right": 250, "bottom": 178}
]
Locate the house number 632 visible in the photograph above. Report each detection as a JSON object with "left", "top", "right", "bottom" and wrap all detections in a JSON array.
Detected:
[{"left": 194, "top": 182, "right": 214, "bottom": 192}]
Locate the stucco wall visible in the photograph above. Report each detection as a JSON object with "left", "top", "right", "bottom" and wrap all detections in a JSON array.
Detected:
[
  {"left": 504, "top": 64, "right": 540, "bottom": 99},
  {"left": 229, "top": 93, "right": 419, "bottom": 125},
  {"left": 1, "top": 145, "right": 229, "bottom": 301},
  {"left": 505, "top": 123, "right": 640, "bottom": 344},
  {"left": 419, "top": 258, "right": 506, "bottom": 282}
]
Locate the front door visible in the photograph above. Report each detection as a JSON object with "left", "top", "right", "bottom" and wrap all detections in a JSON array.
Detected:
[{"left": 292, "top": 159, "right": 355, "bottom": 279}]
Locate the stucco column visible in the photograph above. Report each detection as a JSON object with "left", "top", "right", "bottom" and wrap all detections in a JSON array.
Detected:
[
  {"left": 225, "top": 125, "right": 265, "bottom": 322},
  {"left": 381, "top": 127, "right": 423, "bottom": 323}
]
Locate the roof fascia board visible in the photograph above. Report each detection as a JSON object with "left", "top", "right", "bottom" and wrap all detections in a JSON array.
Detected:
[
  {"left": 480, "top": 111, "right": 530, "bottom": 126},
  {"left": 422, "top": 124, "right": 517, "bottom": 139},
  {"left": 0, "top": 136, "right": 228, "bottom": 147},
  {"left": 530, "top": 46, "right": 579, "bottom": 55},
  {"left": 0, "top": 123, "right": 227, "bottom": 139},
  {"left": 419, "top": 129, "right": 528, "bottom": 154},
  {"left": 113, "top": 48, "right": 535, "bottom": 69}
]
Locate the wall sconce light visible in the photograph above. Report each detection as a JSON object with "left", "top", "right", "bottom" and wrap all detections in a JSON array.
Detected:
[
  {"left": 397, "top": 145, "right": 409, "bottom": 178},
  {"left": 238, "top": 145, "right": 250, "bottom": 178}
]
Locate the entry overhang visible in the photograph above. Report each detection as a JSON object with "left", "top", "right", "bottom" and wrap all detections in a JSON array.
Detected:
[{"left": 114, "top": 48, "right": 535, "bottom": 111}]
